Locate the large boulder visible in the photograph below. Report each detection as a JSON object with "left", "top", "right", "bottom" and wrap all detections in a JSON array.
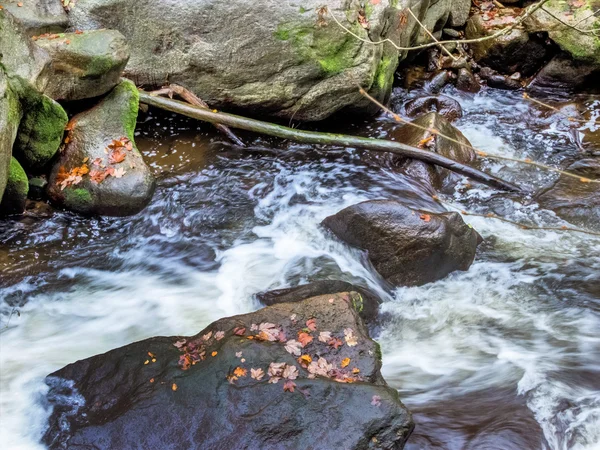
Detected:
[
  {"left": 68, "top": 0, "right": 407, "bottom": 121},
  {"left": 256, "top": 280, "right": 382, "bottom": 323},
  {"left": 322, "top": 200, "right": 482, "bottom": 287},
  {"left": 390, "top": 112, "right": 476, "bottom": 191},
  {"left": 528, "top": 52, "right": 599, "bottom": 95},
  {"left": 536, "top": 158, "right": 600, "bottom": 230},
  {"left": 415, "top": 0, "right": 472, "bottom": 44},
  {"left": 0, "top": 9, "right": 50, "bottom": 90},
  {"left": 47, "top": 80, "right": 155, "bottom": 216},
  {"left": 465, "top": 10, "right": 552, "bottom": 77},
  {"left": 44, "top": 293, "right": 414, "bottom": 449},
  {"left": 9, "top": 77, "right": 68, "bottom": 172},
  {"left": 0, "top": 157, "right": 28, "bottom": 215},
  {"left": 0, "top": 69, "right": 22, "bottom": 201},
  {"left": 34, "top": 29, "right": 130, "bottom": 101},
  {"left": 0, "top": 0, "right": 68, "bottom": 36}
]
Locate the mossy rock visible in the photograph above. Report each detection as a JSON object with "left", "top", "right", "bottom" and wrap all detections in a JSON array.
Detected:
[
  {"left": 9, "top": 77, "right": 68, "bottom": 173},
  {"left": 0, "top": 69, "right": 23, "bottom": 201},
  {"left": 34, "top": 29, "right": 130, "bottom": 101},
  {"left": 0, "top": 157, "right": 29, "bottom": 216},
  {"left": 47, "top": 80, "right": 155, "bottom": 216}
]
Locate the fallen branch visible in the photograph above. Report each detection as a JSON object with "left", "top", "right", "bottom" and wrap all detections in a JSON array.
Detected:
[
  {"left": 149, "top": 84, "right": 245, "bottom": 147},
  {"left": 137, "top": 89, "right": 522, "bottom": 193}
]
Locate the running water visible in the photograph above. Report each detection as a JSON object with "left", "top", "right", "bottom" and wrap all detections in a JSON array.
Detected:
[{"left": 1, "top": 88, "right": 599, "bottom": 450}]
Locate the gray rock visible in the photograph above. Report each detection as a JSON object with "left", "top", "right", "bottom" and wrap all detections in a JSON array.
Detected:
[
  {"left": 404, "top": 95, "right": 463, "bottom": 122},
  {"left": 0, "top": 0, "right": 67, "bottom": 36},
  {"left": 322, "top": 200, "right": 482, "bottom": 287},
  {"left": 47, "top": 80, "right": 155, "bottom": 216},
  {"left": 35, "top": 29, "right": 129, "bottom": 101},
  {"left": 528, "top": 53, "right": 599, "bottom": 96},
  {"left": 256, "top": 280, "right": 382, "bottom": 323},
  {"left": 456, "top": 67, "right": 481, "bottom": 93},
  {"left": 43, "top": 293, "right": 414, "bottom": 449}
]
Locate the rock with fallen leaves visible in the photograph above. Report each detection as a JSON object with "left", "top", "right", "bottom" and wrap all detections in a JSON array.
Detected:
[
  {"left": 43, "top": 293, "right": 414, "bottom": 449},
  {"left": 536, "top": 158, "right": 600, "bottom": 231},
  {"left": 388, "top": 112, "right": 476, "bottom": 192},
  {"left": 322, "top": 200, "right": 482, "bottom": 287},
  {"left": 0, "top": 69, "right": 21, "bottom": 202},
  {"left": 47, "top": 79, "right": 155, "bottom": 216},
  {"left": 34, "top": 29, "right": 129, "bottom": 101},
  {"left": 0, "top": 0, "right": 68, "bottom": 36},
  {"left": 256, "top": 280, "right": 382, "bottom": 324}
]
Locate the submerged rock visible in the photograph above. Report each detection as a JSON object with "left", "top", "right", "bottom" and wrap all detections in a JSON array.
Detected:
[
  {"left": 0, "top": 69, "right": 22, "bottom": 201},
  {"left": 47, "top": 80, "right": 155, "bottom": 216},
  {"left": 43, "top": 293, "right": 414, "bottom": 449},
  {"left": 67, "top": 0, "right": 405, "bottom": 121},
  {"left": 0, "top": 157, "right": 29, "bottom": 216},
  {"left": 34, "top": 29, "right": 130, "bottom": 101},
  {"left": 1, "top": 0, "right": 68, "bottom": 36},
  {"left": 536, "top": 158, "right": 600, "bottom": 230},
  {"left": 256, "top": 280, "right": 382, "bottom": 323},
  {"left": 10, "top": 77, "right": 68, "bottom": 172},
  {"left": 390, "top": 112, "right": 476, "bottom": 191},
  {"left": 465, "top": 11, "right": 551, "bottom": 77},
  {"left": 322, "top": 200, "right": 482, "bottom": 287}
]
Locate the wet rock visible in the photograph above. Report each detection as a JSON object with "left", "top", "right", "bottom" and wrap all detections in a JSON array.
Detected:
[
  {"left": 0, "top": 157, "right": 29, "bottom": 216},
  {"left": 404, "top": 95, "right": 463, "bottom": 122},
  {"left": 425, "top": 70, "right": 452, "bottom": 93},
  {"left": 322, "top": 200, "right": 482, "bottom": 287},
  {"left": 479, "top": 67, "right": 523, "bottom": 90},
  {"left": 66, "top": 0, "right": 410, "bottom": 121},
  {"left": 256, "top": 280, "right": 382, "bottom": 323},
  {"left": 456, "top": 68, "right": 481, "bottom": 93},
  {"left": 34, "top": 29, "right": 129, "bottom": 101},
  {"left": 43, "top": 293, "right": 414, "bottom": 450},
  {"left": 0, "top": 69, "right": 21, "bottom": 201},
  {"left": 0, "top": 9, "right": 50, "bottom": 90},
  {"left": 391, "top": 112, "right": 476, "bottom": 190},
  {"left": 47, "top": 80, "right": 155, "bottom": 216},
  {"left": 465, "top": 11, "right": 551, "bottom": 76},
  {"left": 10, "top": 77, "right": 68, "bottom": 172},
  {"left": 536, "top": 158, "right": 600, "bottom": 230},
  {"left": 28, "top": 176, "right": 48, "bottom": 200},
  {"left": 0, "top": 0, "right": 68, "bottom": 36},
  {"left": 528, "top": 53, "right": 599, "bottom": 96},
  {"left": 415, "top": 0, "right": 471, "bottom": 44}
]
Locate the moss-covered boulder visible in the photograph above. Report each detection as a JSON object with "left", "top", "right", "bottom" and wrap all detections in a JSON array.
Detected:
[
  {"left": 0, "top": 9, "right": 50, "bottom": 91},
  {"left": 47, "top": 80, "right": 155, "bottom": 216},
  {"left": 465, "top": 10, "right": 552, "bottom": 76},
  {"left": 66, "top": 0, "right": 418, "bottom": 121},
  {"left": 0, "top": 69, "right": 22, "bottom": 201},
  {"left": 0, "top": 157, "right": 29, "bottom": 215},
  {"left": 9, "top": 77, "right": 68, "bottom": 172},
  {"left": 34, "top": 29, "right": 129, "bottom": 101},
  {"left": 526, "top": 0, "right": 600, "bottom": 68},
  {"left": 0, "top": 0, "right": 68, "bottom": 36}
]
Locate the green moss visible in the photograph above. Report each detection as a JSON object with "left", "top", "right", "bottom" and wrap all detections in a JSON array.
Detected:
[
  {"left": 64, "top": 188, "right": 92, "bottom": 209},
  {"left": 0, "top": 158, "right": 28, "bottom": 215},
  {"left": 374, "top": 341, "right": 383, "bottom": 364},
  {"left": 374, "top": 55, "right": 395, "bottom": 90},
  {"left": 299, "top": 6, "right": 308, "bottom": 13},
  {"left": 86, "top": 54, "right": 118, "bottom": 76},
  {"left": 274, "top": 25, "right": 291, "bottom": 41},
  {"left": 351, "top": 292, "right": 364, "bottom": 313},
  {"left": 105, "top": 80, "right": 140, "bottom": 139}
]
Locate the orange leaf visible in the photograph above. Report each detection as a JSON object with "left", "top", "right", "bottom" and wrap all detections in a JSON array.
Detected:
[
  {"left": 172, "top": 383, "right": 178, "bottom": 391},
  {"left": 298, "top": 332, "right": 313, "bottom": 347},
  {"left": 341, "top": 358, "right": 350, "bottom": 368},
  {"left": 283, "top": 380, "right": 296, "bottom": 392},
  {"left": 298, "top": 354, "right": 312, "bottom": 367},
  {"left": 417, "top": 135, "right": 434, "bottom": 148},
  {"left": 233, "top": 367, "right": 247, "bottom": 378},
  {"left": 211, "top": 351, "right": 218, "bottom": 357},
  {"left": 109, "top": 148, "right": 126, "bottom": 164},
  {"left": 420, "top": 214, "right": 431, "bottom": 222}
]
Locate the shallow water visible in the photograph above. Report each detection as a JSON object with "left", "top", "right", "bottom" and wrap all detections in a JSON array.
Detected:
[{"left": 1, "top": 87, "right": 599, "bottom": 449}]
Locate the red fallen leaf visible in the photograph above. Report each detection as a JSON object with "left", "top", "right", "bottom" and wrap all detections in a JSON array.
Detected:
[
  {"left": 420, "top": 214, "right": 431, "bottom": 222},
  {"left": 371, "top": 0, "right": 381, "bottom": 4},
  {"left": 90, "top": 169, "right": 107, "bottom": 184},
  {"left": 75, "top": 30, "right": 83, "bottom": 34},
  {"left": 283, "top": 380, "right": 296, "bottom": 392},
  {"left": 306, "top": 318, "right": 317, "bottom": 331},
  {"left": 109, "top": 148, "right": 126, "bottom": 164},
  {"left": 298, "top": 332, "right": 313, "bottom": 347},
  {"left": 328, "top": 337, "right": 343, "bottom": 350},
  {"left": 233, "top": 327, "right": 246, "bottom": 336},
  {"left": 179, "top": 354, "right": 192, "bottom": 370}
]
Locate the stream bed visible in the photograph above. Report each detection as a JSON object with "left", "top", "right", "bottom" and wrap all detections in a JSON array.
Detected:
[{"left": 1, "top": 87, "right": 599, "bottom": 450}]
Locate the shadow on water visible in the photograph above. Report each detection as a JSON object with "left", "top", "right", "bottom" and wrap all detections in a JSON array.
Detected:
[{"left": 1, "top": 88, "right": 600, "bottom": 449}]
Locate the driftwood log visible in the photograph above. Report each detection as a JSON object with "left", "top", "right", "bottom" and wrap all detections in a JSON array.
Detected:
[{"left": 137, "top": 89, "right": 522, "bottom": 193}]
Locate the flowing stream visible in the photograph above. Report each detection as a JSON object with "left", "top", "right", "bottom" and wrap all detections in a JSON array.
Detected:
[{"left": 1, "top": 87, "right": 599, "bottom": 450}]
